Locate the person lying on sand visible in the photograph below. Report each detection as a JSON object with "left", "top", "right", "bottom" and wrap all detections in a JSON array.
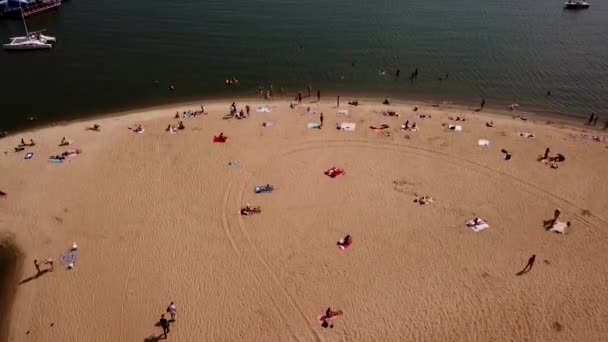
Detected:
[
  {"left": 255, "top": 184, "right": 274, "bottom": 193},
  {"left": 383, "top": 111, "right": 399, "bottom": 117},
  {"left": 369, "top": 124, "right": 389, "bottom": 130},
  {"left": 348, "top": 100, "right": 359, "bottom": 106},
  {"left": 448, "top": 116, "right": 466, "bottom": 122},
  {"left": 320, "top": 308, "right": 343, "bottom": 328},
  {"left": 49, "top": 154, "right": 65, "bottom": 161},
  {"left": 0, "top": 191, "right": 6, "bottom": 198},
  {"left": 134, "top": 125, "right": 144, "bottom": 133},
  {"left": 87, "top": 124, "right": 101, "bottom": 132},
  {"left": 413, "top": 107, "right": 418, "bottom": 111},
  {"left": 501, "top": 149, "right": 512, "bottom": 160},
  {"left": 466, "top": 217, "right": 486, "bottom": 227},
  {"left": 486, "top": 121, "right": 494, "bottom": 128},
  {"left": 382, "top": 97, "right": 390, "bottom": 105},
  {"left": 240, "top": 204, "right": 261, "bottom": 216},
  {"left": 550, "top": 153, "right": 565, "bottom": 169},
  {"left": 14, "top": 146, "right": 25, "bottom": 152},
  {"left": 337, "top": 235, "right": 351, "bottom": 247},
  {"left": 537, "top": 147, "right": 551, "bottom": 161},
  {"left": 413, "top": 194, "right": 433, "bottom": 205}
]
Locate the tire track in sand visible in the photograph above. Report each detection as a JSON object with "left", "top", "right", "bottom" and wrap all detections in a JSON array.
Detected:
[
  {"left": 221, "top": 175, "right": 321, "bottom": 342},
  {"left": 280, "top": 138, "right": 608, "bottom": 240}
]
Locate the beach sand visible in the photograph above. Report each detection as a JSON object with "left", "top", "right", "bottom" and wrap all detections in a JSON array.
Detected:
[{"left": 1, "top": 97, "right": 608, "bottom": 341}]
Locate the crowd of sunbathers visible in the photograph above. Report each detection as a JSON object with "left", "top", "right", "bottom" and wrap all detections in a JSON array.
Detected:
[{"left": 174, "top": 106, "right": 205, "bottom": 119}]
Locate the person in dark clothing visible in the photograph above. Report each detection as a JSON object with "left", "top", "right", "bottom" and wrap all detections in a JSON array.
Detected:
[
  {"left": 160, "top": 314, "right": 170, "bottom": 338},
  {"left": 593, "top": 116, "right": 598, "bottom": 126},
  {"left": 480, "top": 98, "right": 486, "bottom": 110},
  {"left": 245, "top": 105, "right": 250, "bottom": 116},
  {"left": 587, "top": 112, "right": 595, "bottom": 125},
  {"left": 317, "top": 89, "right": 321, "bottom": 102},
  {"left": 604, "top": 119, "right": 608, "bottom": 130},
  {"left": 395, "top": 69, "right": 400, "bottom": 78},
  {"left": 320, "top": 112, "right": 324, "bottom": 128},
  {"left": 518, "top": 255, "right": 536, "bottom": 275},
  {"left": 297, "top": 92, "right": 302, "bottom": 104},
  {"left": 337, "top": 96, "right": 340, "bottom": 107}
]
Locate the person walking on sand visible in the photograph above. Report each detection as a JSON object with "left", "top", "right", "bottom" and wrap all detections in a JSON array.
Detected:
[
  {"left": 246, "top": 105, "right": 250, "bottom": 116},
  {"left": 297, "top": 92, "right": 302, "bottom": 105},
  {"left": 320, "top": 112, "right": 324, "bottom": 128},
  {"left": 480, "top": 98, "right": 486, "bottom": 110},
  {"left": 518, "top": 255, "right": 536, "bottom": 275},
  {"left": 317, "top": 89, "right": 321, "bottom": 102},
  {"left": 160, "top": 314, "right": 170, "bottom": 338},
  {"left": 167, "top": 302, "right": 177, "bottom": 321},
  {"left": 337, "top": 96, "right": 340, "bottom": 107},
  {"left": 587, "top": 112, "right": 595, "bottom": 125}
]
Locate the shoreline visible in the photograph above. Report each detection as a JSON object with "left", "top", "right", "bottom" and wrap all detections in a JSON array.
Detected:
[{"left": 1, "top": 93, "right": 605, "bottom": 138}]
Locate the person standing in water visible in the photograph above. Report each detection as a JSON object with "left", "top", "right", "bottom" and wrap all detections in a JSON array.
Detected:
[
  {"left": 396, "top": 69, "right": 400, "bottom": 78},
  {"left": 587, "top": 112, "right": 595, "bottom": 125},
  {"left": 317, "top": 89, "right": 321, "bottom": 102},
  {"left": 337, "top": 96, "right": 340, "bottom": 107},
  {"left": 480, "top": 98, "right": 486, "bottom": 110}
]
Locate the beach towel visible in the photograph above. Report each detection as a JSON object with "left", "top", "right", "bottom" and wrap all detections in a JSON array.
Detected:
[
  {"left": 306, "top": 108, "right": 316, "bottom": 115},
  {"left": 547, "top": 220, "right": 568, "bottom": 234},
  {"left": 478, "top": 139, "right": 490, "bottom": 147},
  {"left": 324, "top": 167, "right": 344, "bottom": 178},
  {"left": 213, "top": 136, "right": 227, "bottom": 143},
  {"left": 337, "top": 109, "right": 349, "bottom": 116},
  {"left": 449, "top": 125, "right": 462, "bottom": 131},
  {"left": 25, "top": 152, "right": 33, "bottom": 160},
  {"left": 254, "top": 185, "right": 274, "bottom": 194},
  {"left": 256, "top": 106, "right": 271, "bottom": 113},
  {"left": 60, "top": 247, "right": 78, "bottom": 268},
  {"left": 262, "top": 121, "right": 274, "bottom": 127},
  {"left": 64, "top": 150, "right": 81, "bottom": 158},
  {"left": 49, "top": 158, "right": 64, "bottom": 163},
  {"left": 308, "top": 123, "right": 321, "bottom": 129},
  {"left": 227, "top": 161, "right": 240, "bottom": 168},
  {"left": 466, "top": 218, "right": 489, "bottom": 232},
  {"left": 337, "top": 123, "right": 356, "bottom": 131}
]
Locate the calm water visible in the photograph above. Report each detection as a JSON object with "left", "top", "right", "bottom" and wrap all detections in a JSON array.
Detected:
[{"left": 0, "top": 0, "right": 607, "bottom": 130}]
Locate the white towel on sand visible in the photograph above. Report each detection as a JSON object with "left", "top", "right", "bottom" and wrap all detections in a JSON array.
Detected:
[
  {"left": 466, "top": 218, "right": 489, "bottom": 232},
  {"left": 449, "top": 125, "right": 462, "bottom": 131},
  {"left": 338, "top": 123, "right": 356, "bottom": 131},
  {"left": 478, "top": 139, "right": 490, "bottom": 146},
  {"left": 548, "top": 221, "right": 568, "bottom": 234},
  {"left": 257, "top": 106, "right": 272, "bottom": 113}
]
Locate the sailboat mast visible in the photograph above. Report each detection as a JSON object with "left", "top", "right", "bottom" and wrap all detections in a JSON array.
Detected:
[{"left": 19, "top": 2, "right": 29, "bottom": 36}]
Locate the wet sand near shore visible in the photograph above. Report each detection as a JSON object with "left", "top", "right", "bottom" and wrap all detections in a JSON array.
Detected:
[{"left": 1, "top": 97, "right": 607, "bottom": 341}]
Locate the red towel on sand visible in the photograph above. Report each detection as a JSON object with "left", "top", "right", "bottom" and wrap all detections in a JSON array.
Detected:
[
  {"left": 213, "top": 136, "right": 227, "bottom": 143},
  {"left": 324, "top": 167, "right": 344, "bottom": 178}
]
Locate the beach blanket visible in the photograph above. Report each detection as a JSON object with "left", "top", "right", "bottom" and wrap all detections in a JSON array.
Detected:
[
  {"left": 64, "top": 150, "right": 81, "bottom": 158},
  {"left": 547, "top": 220, "right": 568, "bottom": 234},
  {"left": 254, "top": 185, "right": 274, "bottom": 194},
  {"left": 49, "top": 157, "right": 64, "bottom": 163},
  {"left": 256, "top": 106, "right": 272, "bottom": 113},
  {"left": 466, "top": 218, "right": 489, "bottom": 232},
  {"left": 60, "top": 247, "right": 78, "bottom": 268},
  {"left": 337, "top": 123, "right": 356, "bottom": 131},
  {"left": 324, "top": 167, "right": 344, "bottom": 178},
  {"left": 478, "top": 139, "right": 490, "bottom": 146},
  {"left": 337, "top": 109, "right": 349, "bottom": 116},
  {"left": 449, "top": 125, "right": 462, "bottom": 131},
  {"left": 306, "top": 108, "right": 316, "bottom": 115},
  {"left": 25, "top": 152, "right": 34, "bottom": 160},
  {"left": 262, "top": 121, "right": 274, "bottom": 127},
  {"left": 213, "top": 136, "right": 227, "bottom": 143},
  {"left": 227, "top": 161, "right": 240, "bottom": 168},
  {"left": 308, "top": 123, "right": 321, "bottom": 129}
]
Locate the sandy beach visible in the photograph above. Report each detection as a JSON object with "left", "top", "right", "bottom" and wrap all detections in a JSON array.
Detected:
[{"left": 1, "top": 96, "right": 608, "bottom": 341}]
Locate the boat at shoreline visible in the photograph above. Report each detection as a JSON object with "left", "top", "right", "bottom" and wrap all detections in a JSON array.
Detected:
[{"left": 564, "top": 1, "right": 590, "bottom": 9}]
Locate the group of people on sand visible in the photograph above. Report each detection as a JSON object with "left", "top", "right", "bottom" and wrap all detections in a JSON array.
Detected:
[
  {"left": 240, "top": 204, "right": 261, "bottom": 216},
  {"left": 586, "top": 112, "right": 608, "bottom": 129},
  {"left": 401, "top": 120, "right": 418, "bottom": 131},
  {"left": 14, "top": 138, "right": 35, "bottom": 152},
  {"left": 537, "top": 147, "right": 565, "bottom": 169},
  {"left": 228, "top": 102, "right": 250, "bottom": 120},
  {"left": 174, "top": 106, "right": 205, "bottom": 119}
]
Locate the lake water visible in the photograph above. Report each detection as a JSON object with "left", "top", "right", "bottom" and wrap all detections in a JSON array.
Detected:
[{"left": 0, "top": 0, "right": 607, "bottom": 130}]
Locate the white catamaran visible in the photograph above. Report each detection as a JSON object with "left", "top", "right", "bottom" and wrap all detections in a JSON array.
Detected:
[{"left": 3, "top": 3, "right": 56, "bottom": 51}]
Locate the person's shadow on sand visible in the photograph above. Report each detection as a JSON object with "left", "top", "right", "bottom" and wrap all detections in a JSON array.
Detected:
[
  {"left": 19, "top": 269, "right": 50, "bottom": 285},
  {"left": 143, "top": 334, "right": 163, "bottom": 341}
]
